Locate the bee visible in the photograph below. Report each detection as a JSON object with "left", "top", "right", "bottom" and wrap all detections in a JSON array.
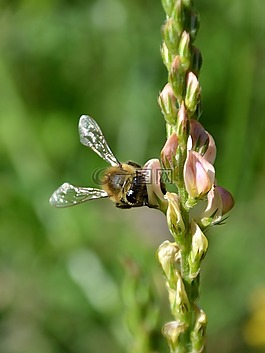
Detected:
[{"left": 49, "top": 115, "right": 165, "bottom": 209}]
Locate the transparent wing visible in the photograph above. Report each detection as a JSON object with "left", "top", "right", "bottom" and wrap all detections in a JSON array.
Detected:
[
  {"left": 79, "top": 115, "right": 120, "bottom": 166},
  {"left": 49, "top": 182, "right": 108, "bottom": 208}
]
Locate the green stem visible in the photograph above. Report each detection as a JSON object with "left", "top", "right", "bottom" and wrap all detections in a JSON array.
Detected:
[{"left": 158, "top": 0, "right": 207, "bottom": 352}]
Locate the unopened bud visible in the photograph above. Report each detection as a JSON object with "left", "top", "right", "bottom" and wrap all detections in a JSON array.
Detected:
[
  {"left": 167, "top": 270, "right": 190, "bottom": 319},
  {"left": 203, "top": 133, "right": 216, "bottom": 165},
  {"left": 161, "top": 133, "right": 178, "bottom": 169},
  {"left": 188, "top": 221, "right": 208, "bottom": 278},
  {"left": 162, "top": 320, "right": 187, "bottom": 347},
  {"left": 189, "top": 119, "right": 216, "bottom": 165},
  {"left": 200, "top": 186, "right": 222, "bottom": 227},
  {"left": 161, "top": 42, "right": 174, "bottom": 71},
  {"left": 158, "top": 83, "right": 178, "bottom": 125},
  {"left": 185, "top": 71, "right": 201, "bottom": 114},
  {"left": 179, "top": 31, "right": 191, "bottom": 70},
  {"left": 161, "top": 0, "right": 175, "bottom": 17},
  {"left": 163, "top": 19, "right": 180, "bottom": 54},
  {"left": 172, "top": 0, "right": 185, "bottom": 34},
  {"left": 200, "top": 185, "right": 234, "bottom": 226},
  {"left": 191, "top": 306, "right": 207, "bottom": 352},
  {"left": 169, "top": 55, "right": 187, "bottom": 101},
  {"left": 215, "top": 186, "right": 234, "bottom": 215},
  {"left": 176, "top": 101, "right": 189, "bottom": 144},
  {"left": 166, "top": 192, "right": 185, "bottom": 242},
  {"left": 142, "top": 159, "right": 168, "bottom": 212},
  {"left": 157, "top": 241, "right": 180, "bottom": 282},
  {"left": 188, "top": 120, "right": 207, "bottom": 150}
]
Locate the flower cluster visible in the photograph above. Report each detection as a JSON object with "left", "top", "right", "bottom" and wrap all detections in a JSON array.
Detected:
[
  {"left": 158, "top": 122, "right": 234, "bottom": 353},
  {"left": 160, "top": 117, "right": 234, "bottom": 224},
  {"left": 156, "top": 0, "right": 234, "bottom": 352},
  {"left": 158, "top": 106, "right": 234, "bottom": 351}
]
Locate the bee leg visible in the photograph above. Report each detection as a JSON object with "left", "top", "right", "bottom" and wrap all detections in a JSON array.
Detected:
[
  {"left": 115, "top": 203, "right": 132, "bottom": 209},
  {"left": 143, "top": 196, "right": 159, "bottom": 209},
  {"left": 126, "top": 161, "right": 142, "bottom": 168},
  {"left": 146, "top": 203, "right": 159, "bottom": 209}
]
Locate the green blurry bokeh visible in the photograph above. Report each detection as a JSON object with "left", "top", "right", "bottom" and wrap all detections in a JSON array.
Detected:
[{"left": 0, "top": 1, "right": 265, "bottom": 352}]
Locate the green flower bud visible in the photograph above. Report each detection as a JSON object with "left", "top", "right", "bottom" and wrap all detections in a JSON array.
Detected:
[
  {"left": 161, "top": 42, "right": 174, "bottom": 71},
  {"left": 162, "top": 320, "right": 188, "bottom": 348},
  {"left": 167, "top": 269, "right": 190, "bottom": 319},
  {"left": 166, "top": 192, "right": 185, "bottom": 242},
  {"left": 185, "top": 71, "right": 201, "bottom": 114},
  {"left": 158, "top": 83, "right": 178, "bottom": 125},
  {"left": 179, "top": 31, "right": 191, "bottom": 70},
  {"left": 174, "top": 271, "right": 190, "bottom": 313},
  {"left": 169, "top": 55, "right": 187, "bottom": 101},
  {"left": 157, "top": 241, "right": 180, "bottom": 282},
  {"left": 188, "top": 221, "right": 208, "bottom": 278},
  {"left": 172, "top": 0, "right": 185, "bottom": 34},
  {"left": 190, "top": 306, "right": 207, "bottom": 352},
  {"left": 163, "top": 18, "right": 180, "bottom": 54},
  {"left": 161, "top": 0, "right": 175, "bottom": 17}
]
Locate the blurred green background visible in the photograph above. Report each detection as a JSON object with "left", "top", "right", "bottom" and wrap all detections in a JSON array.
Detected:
[{"left": 1, "top": 0, "right": 265, "bottom": 352}]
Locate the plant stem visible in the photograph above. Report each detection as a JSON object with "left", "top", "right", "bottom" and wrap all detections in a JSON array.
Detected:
[
  {"left": 158, "top": 0, "right": 233, "bottom": 347},
  {"left": 158, "top": 1, "right": 207, "bottom": 351}
]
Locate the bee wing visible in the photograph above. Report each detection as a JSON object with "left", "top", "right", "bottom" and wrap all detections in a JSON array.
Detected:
[
  {"left": 79, "top": 115, "right": 120, "bottom": 167},
  {"left": 49, "top": 182, "right": 108, "bottom": 208}
]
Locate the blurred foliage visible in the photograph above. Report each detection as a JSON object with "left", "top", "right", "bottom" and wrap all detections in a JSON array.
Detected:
[{"left": 0, "top": 0, "right": 265, "bottom": 352}]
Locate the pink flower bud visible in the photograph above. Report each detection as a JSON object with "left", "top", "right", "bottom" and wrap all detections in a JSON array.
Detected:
[
  {"left": 189, "top": 119, "right": 208, "bottom": 149},
  {"left": 142, "top": 158, "right": 167, "bottom": 212},
  {"left": 184, "top": 151, "right": 215, "bottom": 199},
  {"left": 203, "top": 133, "right": 216, "bottom": 165},
  {"left": 176, "top": 102, "right": 188, "bottom": 143},
  {"left": 158, "top": 83, "right": 178, "bottom": 125},
  {"left": 200, "top": 185, "right": 234, "bottom": 226},
  {"left": 200, "top": 186, "right": 223, "bottom": 226},
  {"left": 215, "top": 186, "right": 234, "bottom": 215},
  {"left": 161, "top": 133, "right": 178, "bottom": 169},
  {"left": 188, "top": 120, "right": 216, "bottom": 165}
]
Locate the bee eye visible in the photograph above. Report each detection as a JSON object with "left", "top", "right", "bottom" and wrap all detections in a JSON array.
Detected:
[{"left": 126, "top": 189, "right": 137, "bottom": 204}]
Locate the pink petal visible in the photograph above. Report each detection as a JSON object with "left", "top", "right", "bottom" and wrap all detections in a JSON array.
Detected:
[{"left": 184, "top": 151, "right": 215, "bottom": 198}]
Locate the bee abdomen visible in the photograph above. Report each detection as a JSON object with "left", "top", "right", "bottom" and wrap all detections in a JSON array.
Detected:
[
  {"left": 126, "top": 189, "right": 137, "bottom": 204},
  {"left": 125, "top": 175, "right": 147, "bottom": 206}
]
